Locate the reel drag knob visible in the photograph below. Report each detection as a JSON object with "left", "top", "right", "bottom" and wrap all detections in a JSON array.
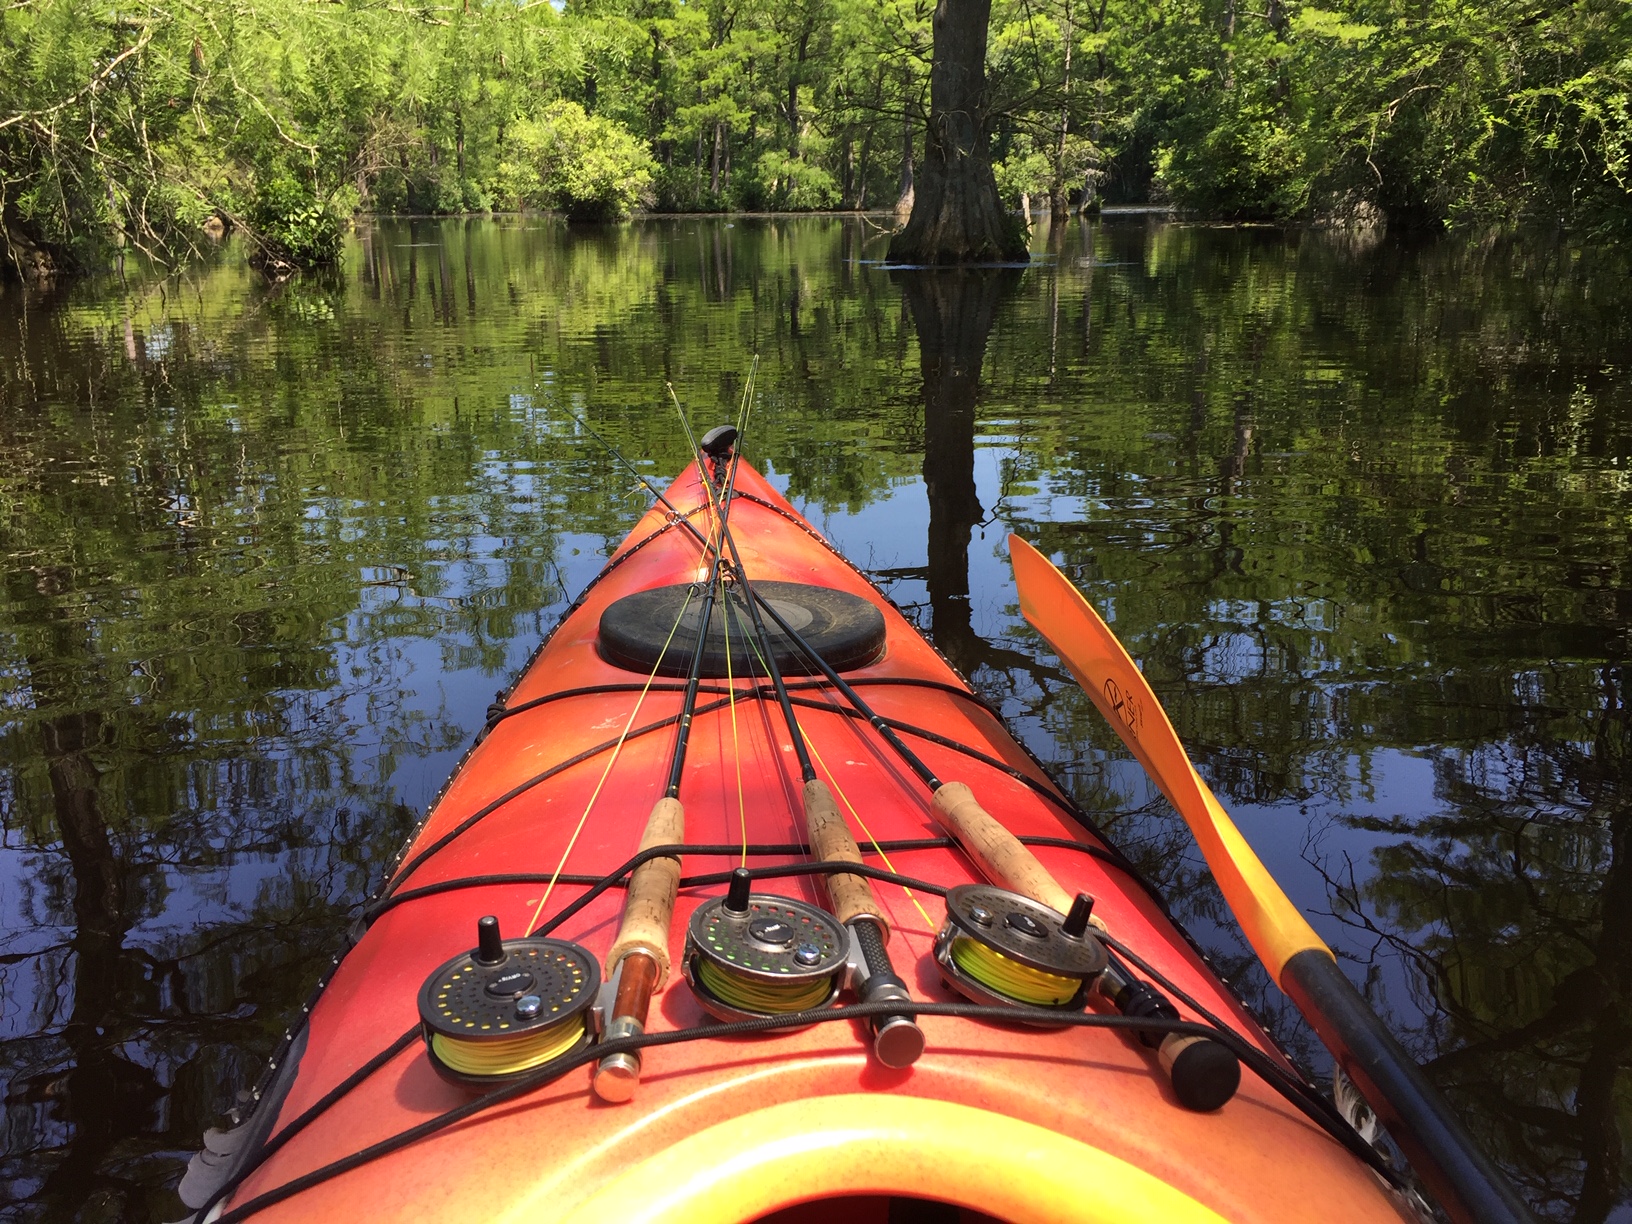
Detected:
[
  {"left": 418, "top": 915, "right": 600, "bottom": 1089},
  {"left": 934, "top": 885, "right": 1108, "bottom": 1021},
  {"left": 685, "top": 891, "right": 848, "bottom": 1022}
]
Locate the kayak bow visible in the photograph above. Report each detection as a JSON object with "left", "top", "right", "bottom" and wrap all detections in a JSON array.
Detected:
[{"left": 179, "top": 454, "right": 1443, "bottom": 1224}]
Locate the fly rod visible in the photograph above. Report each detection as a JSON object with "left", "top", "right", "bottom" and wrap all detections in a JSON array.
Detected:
[
  {"left": 591, "top": 425, "right": 748, "bottom": 1102},
  {"left": 747, "top": 578, "right": 1236, "bottom": 1105},
  {"left": 673, "top": 406, "right": 924, "bottom": 1068}
]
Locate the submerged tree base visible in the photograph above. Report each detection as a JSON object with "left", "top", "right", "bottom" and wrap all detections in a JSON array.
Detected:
[
  {"left": 887, "top": 162, "right": 1029, "bottom": 264},
  {"left": 885, "top": 0, "right": 1028, "bottom": 266},
  {"left": 2, "top": 224, "right": 69, "bottom": 283}
]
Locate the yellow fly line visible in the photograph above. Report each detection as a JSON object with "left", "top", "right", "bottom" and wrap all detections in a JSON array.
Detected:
[
  {"left": 948, "top": 936, "right": 1082, "bottom": 1006},
  {"left": 694, "top": 958, "right": 834, "bottom": 1014},
  {"left": 525, "top": 464, "right": 734, "bottom": 937},
  {"left": 429, "top": 1012, "right": 587, "bottom": 1079}
]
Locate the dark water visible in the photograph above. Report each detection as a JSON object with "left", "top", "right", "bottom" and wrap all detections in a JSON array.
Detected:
[{"left": 1, "top": 216, "right": 1628, "bottom": 1222}]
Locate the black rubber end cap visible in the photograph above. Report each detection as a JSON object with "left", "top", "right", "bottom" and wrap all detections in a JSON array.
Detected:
[
  {"left": 873, "top": 1016, "right": 926, "bottom": 1069},
  {"left": 1170, "top": 1038, "right": 1241, "bottom": 1112},
  {"left": 700, "top": 425, "right": 739, "bottom": 457}
]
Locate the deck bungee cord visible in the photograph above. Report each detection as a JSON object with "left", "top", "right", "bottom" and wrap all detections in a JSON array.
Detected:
[
  {"left": 199, "top": 995, "right": 1407, "bottom": 1224},
  {"left": 385, "top": 677, "right": 1132, "bottom": 905},
  {"left": 362, "top": 833, "right": 1138, "bottom": 927},
  {"left": 183, "top": 423, "right": 1476, "bottom": 1224}
]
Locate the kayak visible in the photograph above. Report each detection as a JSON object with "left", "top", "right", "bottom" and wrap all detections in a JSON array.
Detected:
[{"left": 180, "top": 445, "right": 1422, "bottom": 1224}]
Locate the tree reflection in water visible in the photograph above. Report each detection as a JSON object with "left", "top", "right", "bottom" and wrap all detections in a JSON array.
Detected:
[{"left": 0, "top": 216, "right": 1628, "bottom": 1221}]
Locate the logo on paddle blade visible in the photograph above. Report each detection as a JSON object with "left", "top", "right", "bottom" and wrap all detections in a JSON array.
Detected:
[{"left": 1102, "top": 678, "right": 1143, "bottom": 739}]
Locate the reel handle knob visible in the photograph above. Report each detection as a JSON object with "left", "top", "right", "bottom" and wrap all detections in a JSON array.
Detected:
[
  {"left": 1062, "top": 893, "right": 1094, "bottom": 938},
  {"left": 475, "top": 915, "right": 504, "bottom": 965},
  {"left": 725, "top": 867, "right": 752, "bottom": 913}
]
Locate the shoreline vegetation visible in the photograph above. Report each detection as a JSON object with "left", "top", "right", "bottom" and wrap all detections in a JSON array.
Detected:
[{"left": 3, "top": 0, "right": 1629, "bottom": 281}]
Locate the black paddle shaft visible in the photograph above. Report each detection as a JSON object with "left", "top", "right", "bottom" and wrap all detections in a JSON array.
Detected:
[{"left": 1281, "top": 950, "right": 1534, "bottom": 1224}]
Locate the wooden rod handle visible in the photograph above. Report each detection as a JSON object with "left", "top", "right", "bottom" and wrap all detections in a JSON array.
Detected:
[
  {"left": 607, "top": 797, "right": 684, "bottom": 987},
  {"left": 804, "top": 778, "right": 888, "bottom": 937},
  {"left": 593, "top": 952, "right": 658, "bottom": 1103},
  {"left": 931, "top": 781, "right": 1074, "bottom": 916}
]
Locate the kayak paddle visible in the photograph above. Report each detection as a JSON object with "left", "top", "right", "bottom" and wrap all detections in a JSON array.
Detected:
[{"left": 1008, "top": 532, "right": 1533, "bottom": 1224}]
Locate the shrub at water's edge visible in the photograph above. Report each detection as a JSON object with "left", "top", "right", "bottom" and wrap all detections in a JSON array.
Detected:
[{"left": 493, "top": 103, "right": 655, "bottom": 222}]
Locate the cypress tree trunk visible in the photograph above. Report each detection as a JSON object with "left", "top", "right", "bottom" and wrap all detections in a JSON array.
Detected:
[
  {"left": 896, "top": 93, "right": 916, "bottom": 218},
  {"left": 888, "top": 0, "right": 1027, "bottom": 264}
]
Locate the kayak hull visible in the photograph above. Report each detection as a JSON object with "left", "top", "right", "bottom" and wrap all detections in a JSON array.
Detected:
[{"left": 215, "top": 461, "right": 1413, "bottom": 1223}]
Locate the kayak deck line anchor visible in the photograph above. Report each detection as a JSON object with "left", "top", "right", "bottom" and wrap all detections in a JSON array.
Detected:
[
  {"left": 934, "top": 885, "right": 1108, "bottom": 1020},
  {"left": 418, "top": 916, "right": 600, "bottom": 1089},
  {"left": 684, "top": 871, "right": 849, "bottom": 1023},
  {"left": 597, "top": 580, "right": 886, "bottom": 680},
  {"left": 699, "top": 424, "right": 739, "bottom": 457}
]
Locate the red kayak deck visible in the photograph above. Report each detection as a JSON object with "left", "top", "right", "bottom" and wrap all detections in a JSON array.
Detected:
[{"left": 217, "top": 461, "right": 1412, "bottom": 1223}]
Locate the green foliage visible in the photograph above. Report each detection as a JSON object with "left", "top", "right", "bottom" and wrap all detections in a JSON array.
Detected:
[
  {"left": 994, "top": 134, "right": 1056, "bottom": 206},
  {"left": 501, "top": 100, "right": 655, "bottom": 221},
  {"left": 3, "top": 0, "right": 1631, "bottom": 276},
  {"left": 1128, "top": 0, "right": 1632, "bottom": 232},
  {"left": 754, "top": 150, "right": 841, "bottom": 210},
  {"left": 248, "top": 177, "right": 345, "bottom": 269}
]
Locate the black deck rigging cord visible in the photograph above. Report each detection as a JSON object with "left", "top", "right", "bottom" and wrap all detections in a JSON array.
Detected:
[
  {"left": 191, "top": 424, "right": 1413, "bottom": 1221},
  {"left": 194, "top": 846, "right": 1406, "bottom": 1224}
]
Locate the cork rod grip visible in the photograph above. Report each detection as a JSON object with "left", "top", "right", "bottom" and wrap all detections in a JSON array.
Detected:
[
  {"left": 804, "top": 779, "right": 888, "bottom": 937},
  {"left": 930, "top": 782, "right": 1074, "bottom": 916},
  {"left": 606, "top": 796, "right": 684, "bottom": 987}
]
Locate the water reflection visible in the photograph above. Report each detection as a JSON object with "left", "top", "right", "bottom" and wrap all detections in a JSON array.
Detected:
[
  {"left": 900, "top": 267, "right": 1019, "bottom": 679},
  {"left": 0, "top": 216, "right": 1628, "bottom": 1221}
]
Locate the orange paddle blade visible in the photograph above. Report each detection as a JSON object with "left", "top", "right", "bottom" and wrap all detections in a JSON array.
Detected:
[{"left": 1009, "top": 534, "right": 1329, "bottom": 984}]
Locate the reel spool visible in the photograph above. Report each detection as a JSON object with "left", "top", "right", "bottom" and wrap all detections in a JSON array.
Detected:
[
  {"left": 685, "top": 870, "right": 848, "bottom": 1023},
  {"left": 418, "top": 915, "right": 600, "bottom": 1089},
  {"left": 935, "top": 885, "right": 1107, "bottom": 1020}
]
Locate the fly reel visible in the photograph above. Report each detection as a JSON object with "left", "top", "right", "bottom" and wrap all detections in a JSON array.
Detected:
[
  {"left": 935, "top": 885, "right": 1107, "bottom": 1020},
  {"left": 685, "top": 870, "right": 848, "bottom": 1023},
  {"left": 419, "top": 915, "right": 600, "bottom": 1089}
]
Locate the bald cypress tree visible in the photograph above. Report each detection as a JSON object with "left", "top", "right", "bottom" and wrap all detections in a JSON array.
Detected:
[{"left": 887, "top": 0, "right": 1027, "bottom": 265}]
